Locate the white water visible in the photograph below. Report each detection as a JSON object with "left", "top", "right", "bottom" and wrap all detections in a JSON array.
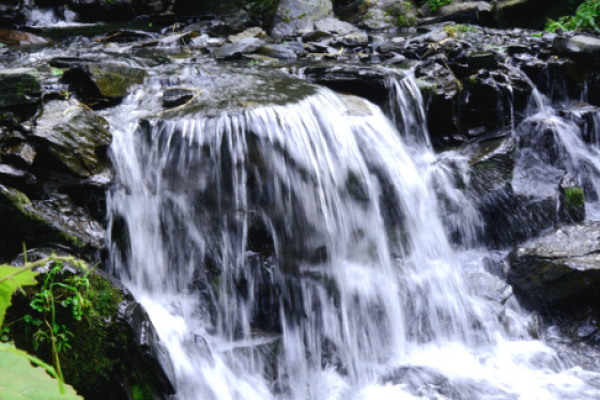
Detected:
[{"left": 106, "top": 68, "right": 600, "bottom": 400}]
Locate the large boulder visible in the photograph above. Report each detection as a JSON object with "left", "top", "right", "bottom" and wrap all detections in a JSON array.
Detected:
[
  {"left": 31, "top": 99, "right": 111, "bottom": 177},
  {"left": 271, "top": 0, "right": 334, "bottom": 40},
  {"left": 554, "top": 35, "right": 600, "bottom": 66},
  {"left": 335, "top": 0, "right": 417, "bottom": 31},
  {"left": 420, "top": 1, "right": 492, "bottom": 26},
  {"left": 4, "top": 248, "right": 176, "bottom": 400},
  {"left": 69, "top": 0, "right": 172, "bottom": 22},
  {"left": 508, "top": 222, "right": 600, "bottom": 308}
]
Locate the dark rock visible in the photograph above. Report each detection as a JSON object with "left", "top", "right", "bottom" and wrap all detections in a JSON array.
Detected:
[
  {"left": 0, "top": 68, "right": 41, "bottom": 110},
  {"left": 4, "top": 247, "right": 176, "bottom": 400},
  {"left": 466, "top": 51, "right": 498, "bottom": 71},
  {"left": 31, "top": 99, "right": 111, "bottom": 177},
  {"left": 554, "top": 35, "right": 600, "bottom": 66},
  {"left": 162, "top": 89, "right": 195, "bottom": 108},
  {"left": 303, "top": 65, "right": 396, "bottom": 107},
  {"left": 94, "top": 30, "right": 155, "bottom": 44},
  {"left": 494, "top": 0, "right": 567, "bottom": 29},
  {"left": 70, "top": 0, "right": 172, "bottom": 23},
  {"left": 508, "top": 222, "right": 600, "bottom": 308},
  {"left": 214, "top": 37, "right": 263, "bottom": 60}
]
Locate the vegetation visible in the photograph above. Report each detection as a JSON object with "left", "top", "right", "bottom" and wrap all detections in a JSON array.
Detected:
[
  {"left": 0, "top": 252, "right": 83, "bottom": 399},
  {"left": 546, "top": 0, "right": 600, "bottom": 32},
  {"left": 428, "top": 0, "right": 453, "bottom": 13}
]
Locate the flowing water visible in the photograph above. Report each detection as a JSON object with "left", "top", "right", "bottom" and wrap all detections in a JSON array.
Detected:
[{"left": 102, "top": 58, "right": 600, "bottom": 400}]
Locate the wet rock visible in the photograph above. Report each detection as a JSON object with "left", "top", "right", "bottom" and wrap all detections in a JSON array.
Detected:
[
  {"left": 303, "top": 65, "right": 396, "bottom": 106},
  {"left": 1, "top": 142, "right": 36, "bottom": 168},
  {"left": 554, "top": 35, "right": 600, "bottom": 66},
  {"left": 0, "top": 185, "right": 104, "bottom": 256},
  {"left": 466, "top": 51, "right": 498, "bottom": 71},
  {"left": 4, "top": 247, "right": 176, "bottom": 400},
  {"left": 0, "top": 29, "right": 50, "bottom": 46},
  {"left": 375, "top": 37, "right": 407, "bottom": 53},
  {"left": 31, "top": 99, "right": 111, "bottom": 177},
  {"left": 0, "top": 68, "right": 41, "bottom": 109},
  {"left": 468, "top": 271, "right": 513, "bottom": 304},
  {"left": 94, "top": 29, "right": 155, "bottom": 43},
  {"left": 259, "top": 43, "right": 299, "bottom": 59},
  {"left": 61, "top": 63, "right": 147, "bottom": 106},
  {"left": 214, "top": 37, "right": 263, "bottom": 60},
  {"left": 559, "top": 105, "right": 600, "bottom": 145},
  {"left": 342, "top": 31, "right": 369, "bottom": 47},
  {"left": 228, "top": 27, "right": 268, "bottom": 43},
  {"left": 508, "top": 222, "right": 600, "bottom": 308},
  {"left": 162, "top": 88, "right": 195, "bottom": 108},
  {"left": 495, "top": 0, "right": 563, "bottom": 29}
]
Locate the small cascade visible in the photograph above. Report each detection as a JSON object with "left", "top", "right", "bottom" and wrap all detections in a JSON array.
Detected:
[
  {"left": 21, "top": 0, "right": 78, "bottom": 27},
  {"left": 106, "top": 66, "right": 600, "bottom": 400}
]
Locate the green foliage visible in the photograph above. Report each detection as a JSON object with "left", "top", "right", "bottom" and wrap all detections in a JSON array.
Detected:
[
  {"left": 0, "top": 252, "right": 90, "bottom": 396},
  {"left": 564, "top": 187, "right": 585, "bottom": 210},
  {"left": 546, "top": 0, "right": 600, "bottom": 32},
  {"left": 0, "top": 342, "right": 82, "bottom": 399},
  {"left": 428, "top": 0, "right": 453, "bottom": 13}
]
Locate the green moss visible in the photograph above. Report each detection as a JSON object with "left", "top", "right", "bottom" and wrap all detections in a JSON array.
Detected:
[
  {"left": 131, "top": 383, "right": 153, "bottom": 400},
  {"left": 563, "top": 187, "right": 584, "bottom": 210}
]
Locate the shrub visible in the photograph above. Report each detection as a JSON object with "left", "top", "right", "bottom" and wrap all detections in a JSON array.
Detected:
[{"left": 546, "top": 0, "right": 600, "bottom": 32}]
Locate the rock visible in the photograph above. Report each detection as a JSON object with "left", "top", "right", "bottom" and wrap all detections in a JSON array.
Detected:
[
  {"left": 162, "top": 89, "right": 195, "bottom": 108},
  {"left": 422, "top": 1, "right": 492, "bottom": 25},
  {"left": 228, "top": 27, "right": 267, "bottom": 43},
  {"left": 508, "top": 222, "right": 600, "bottom": 308},
  {"left": 259, "top": 44, "right": 299, "bottom": 59},
  {"left": 244, "top": 54, "right": 280, "bottom": 65},
  {"left": 494, "top": 0, "right": 563, "bottom": 29},
  {"left": 70, "top": 0, "right": 172, "bottom": 22},
  {"left": 271, "top": 0, "right": 334, "bottom": 40},
  {"left": 214, "top": 37, "right": 263, "bottom": 60},
  {"left": 313, "top": 17, "right": 357, "bottom": 36},
  {"left": 0, "top": 29, "right": 50, "bottom": 46},
  {"left": 61, "top": 63, "right": 147, "bottom": 106},
  {"left": 342, "top": 31, "right": 369, "bottom": 47},
  {"left": 1, "top": 142, "right": 36, "bottom": 168},
  {"left": 4, "top": 247, "right": 176, "bottom": 400},
  {"left": 466, "top": 51, "right": 498, "bottom": 71},
  {"left": 0, "top": 185, "right": 104, "bottom": 256},
  {"left": 31, "top": 99, "right": 111, "bottom": 177},
  {"left": 554, "top": 35, "right": 600, "bottom": 66},
  {"left": 376, "top": 37, "right": 407, "bottom": 53},
  {"left": 336, "top": 0, "right": 416, "bottom": 31},
  {"left": 302, "top": 65, "right": 397, "bottom": 106},
  {"left": 0, "top": 68, "right": 41, "bottom": 109}
]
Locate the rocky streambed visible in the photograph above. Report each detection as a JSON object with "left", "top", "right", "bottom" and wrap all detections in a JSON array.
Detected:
[{"left": 2, "top": 2, "right": 600, "bottom": 399}]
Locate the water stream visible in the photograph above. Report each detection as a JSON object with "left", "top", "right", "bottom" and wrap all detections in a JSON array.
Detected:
[{"left": 103, "top": 60, "right": 600, "bottom": 400}]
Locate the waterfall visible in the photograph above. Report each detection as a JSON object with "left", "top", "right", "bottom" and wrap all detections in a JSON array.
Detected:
[{"left": 106, "top": 67, "right": 600, "bottom": 400}]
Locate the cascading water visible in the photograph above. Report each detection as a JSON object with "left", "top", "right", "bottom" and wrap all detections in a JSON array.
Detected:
[{"left": 106, "top": 64, "right": 600, "bottom": 400}]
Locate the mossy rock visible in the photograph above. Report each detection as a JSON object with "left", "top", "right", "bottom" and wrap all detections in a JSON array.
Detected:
[
  {"left": 3, "top": 248, "right": 175, "bottom": 400},
  {"left": 0, "top": 68, "right": 41, "bottom": 109},
  {"left": 0, "top": 184, "right": 104, "bottom": 259}
]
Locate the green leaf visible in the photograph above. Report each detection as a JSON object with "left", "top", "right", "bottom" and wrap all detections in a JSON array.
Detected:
[
  {"left": 0, "top": 267, "right": 38, "bottom": 327},
  {"left": 0, "top": 342, "right": 83, "bottom": 399}
]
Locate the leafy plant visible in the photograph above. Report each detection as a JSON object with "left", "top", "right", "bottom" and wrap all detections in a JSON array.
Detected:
[
  {"left": 0, "top": 251, "right": 88, "bottom": 397},
  {"left": 428, "top": 0, "right": 453, "bottom": 13},
  {"left": 546, "top": 0, "right": 600, "bottom": 32}
]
